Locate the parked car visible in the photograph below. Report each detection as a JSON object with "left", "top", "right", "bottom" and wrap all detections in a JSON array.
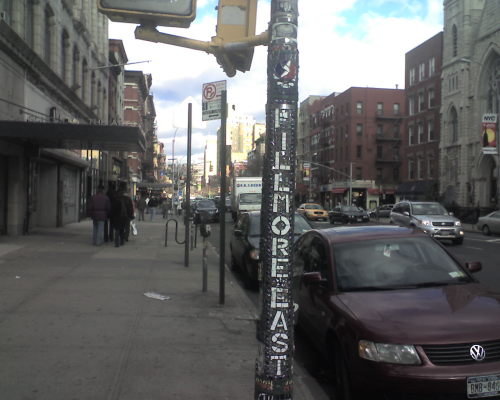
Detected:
[
  {"left": 329, "top": 205, "right": 370, "bottom": 224},
  {"left": 192, "top": 199, "right": 219, "bottom": 223},
  {"left": 390, "top": 201, "right": 464, "bottom": 244},
  {"left": 230, "top": 211, "right": 312, "bottom": 289},
  {"left": 369, "top": 204, "right": 394, "bottom": 218},
  {"left": 293, "top": 225, "right": 500, "bottom": 399},
  {"left": 476, "top": 210, "right": 500, "bottom": 236},
  {"left": 297, "top": 203, "right": 329, "bottom": 221}
]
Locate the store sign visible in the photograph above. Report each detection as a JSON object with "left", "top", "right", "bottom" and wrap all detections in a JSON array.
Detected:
[{"left": 481, "top": 114, "right": 497, "bottom": 155}]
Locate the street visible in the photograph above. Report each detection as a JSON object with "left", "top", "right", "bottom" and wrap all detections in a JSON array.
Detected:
[{"left": 208, "top": 215, "right": 500, "bottom": 399}]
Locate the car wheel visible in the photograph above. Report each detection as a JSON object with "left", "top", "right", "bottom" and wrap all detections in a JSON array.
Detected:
[
  {"left": 453, "top": 237, "right": 464, "bottom": 245},
  {"left": 482, "top": 225, "right": 491, "bottom": 236}
]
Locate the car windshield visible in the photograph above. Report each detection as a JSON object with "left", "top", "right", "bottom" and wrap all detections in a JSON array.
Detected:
[
  {"left": 340, "top": 206, "right": 360, "bottom": 212},
  {"left": 333, "top": 237, "right": 472, "bottom": 291},
  {"left": 248, "top": 214, "right": 311, "bottom": 236},
  {"left": 197, "top": 200, "right": 216, "bottom": 208},
  {"left": 240, "top": 193, "right": 261, "bottom": 204},
  {"left": 411, "top": 203, "right": 448, "bottom": 215},
  {"left": 305, "top": 204, "right": 322, "bottom": 210}
]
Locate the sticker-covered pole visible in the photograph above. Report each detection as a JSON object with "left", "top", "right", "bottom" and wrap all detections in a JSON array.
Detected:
[{"left": 254, "top": 1, "right": 298, "bottom": 399}]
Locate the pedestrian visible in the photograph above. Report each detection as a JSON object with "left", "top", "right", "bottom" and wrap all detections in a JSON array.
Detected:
[
  {"left": 177, "top": 199, "right": 183, "bottom": 216},
  {"left": 148, "top": 196, "right": 159, "bottom": 221},
  {"left": 137, "top": 195, "right": 147, "bottom": 221},
  {"left": 104, "top": 184, "right": 116, "bottom": 242},
  {"left": 111, "top": 182, "right": 134, "bottom": 247},
  {"left": 88, "top": 184, "right": 111, "bottom": 246}
]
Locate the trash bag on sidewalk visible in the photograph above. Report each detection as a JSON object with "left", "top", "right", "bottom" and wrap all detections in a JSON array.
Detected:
[{"left": 130, "top": 220, "right": 138, "bottom": 236}]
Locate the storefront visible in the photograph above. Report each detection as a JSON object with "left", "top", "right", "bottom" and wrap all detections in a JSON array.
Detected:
[{"left": 0, "top": 120, "right": 144, "bottom": 235}]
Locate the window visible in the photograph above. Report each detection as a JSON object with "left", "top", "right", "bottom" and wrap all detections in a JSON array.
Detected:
[
  {"left": 427, "top": 119, "right": 435, "bottom": 141},
  {"left": 356, "top": 102, "right": 363, "bottom": 114},
  {"left": 61, "top": 30, "right": 70, "bottom": 83},
  {"left": 427, "top": 156, "right": 434, "bottom": 179},
  {"left": 0, "top": 0, "right": 12, "bottom": 24},
  {"left": 356, "top": 123, "right": 363, "bottom": 136},
  {"left": 418, "top": 122, "right": 425, "bottom": 144},
  {"left": 377, "top": 102, "right": 384, "bottom": 116},
  {"left": 393, "top": 124, "right": 400, "bottom": 138},
  {"left": 393, "top": 103, "right": 400, "bottom": 115},
  {"left": 408, "top": 159, "right": 415, "bottom": 180},
  {"left": 419, "top": 62, "right": 425, "bottom": 81},
  {"left": 376, "top": 168, "right": 383, "bottom": 181},
  {"left": 25, "top": 0, "right": 34, "bottom": 46},
  {"left": 409, "top": 68, "right": 416, "bottom": 85},
  {"left": 356, "top": 145, "right": 362, "bottom": 158},
  {"left": 44, "top": 6, "right": 54, "bottom": 66},
  {"left": 376, "top": 124, "right": 383, "bottom": 136},
  {"left": 452, "top": 25, "right": 458, "bottom": 57},
  {"left": 428, "top": 87, "right": 435, "bottom": 108},
  {"left": 356, "top": 167, "right": 362, "bottom": 180},
  {"left": 418, "top": 158, "right": 424, "bottom": 180},
  {"left": 377, "top": 145, "right": 383, "bottom": 159},
  {"left": 450, "top": 107, "right": 458, "bottom": 143},
  {"left": 429, "top": 57, "right": 435, "bottom": 76},
  {"left": 418, "top": 92, "right": 425, "bottom": 112},
  {"left": 72, "top": 46, "right": 80, "bottom": 90},
  {"left": 393, "top": 167, "right": 400, "bottom": 181},
  {"left": 409, "top": 125, "right": 415, "bottom": 146},
  {"left": 409, "top": 97, "right": 415, "bottom": 116}
]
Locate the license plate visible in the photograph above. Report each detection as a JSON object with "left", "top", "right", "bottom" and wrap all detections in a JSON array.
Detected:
[{"left": 467, "top": 375, "right": 500, "bottom": 398}]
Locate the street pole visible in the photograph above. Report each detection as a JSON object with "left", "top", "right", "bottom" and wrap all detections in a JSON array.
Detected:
[
  {"left": 219, "top": 90, "right": 227, "bottom": 305},
  {"left": 255, "top": 1, "right": 298, "bottom": 399},
  {"left": 184, "top": 104, "right": 192, "bottom": 267},
  {"left": 171, "top": 128, "right": 178, "bottom": 215},
  {"left": 349, "top": 161, "right": 353, "bottom": 205}
]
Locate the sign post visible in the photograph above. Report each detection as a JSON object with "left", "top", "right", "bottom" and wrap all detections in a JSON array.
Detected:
[
  {"left": 202, "top": 80, "right": 227, "bottom": 121},
  {"left": 255, "top": 1, "right": 298, "bottom": 399}
]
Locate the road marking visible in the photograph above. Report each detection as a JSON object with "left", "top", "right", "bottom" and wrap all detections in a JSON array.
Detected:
[
  {"left": 487, "top": 239, "right": 500, "bottom": 243},
  {"left": 465, "top": 246, "right": 483, "bottom": 250}
]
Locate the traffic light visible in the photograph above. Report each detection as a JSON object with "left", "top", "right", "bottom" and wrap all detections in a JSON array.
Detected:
[
  {"left": 97, "top": 0, "right": 196, "bottom": 28},
  {"left": 214, "top": 0, "right": 258, "bottom": 76}
]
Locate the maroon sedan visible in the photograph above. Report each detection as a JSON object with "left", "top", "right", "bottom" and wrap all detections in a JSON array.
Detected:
[{"left": 294, "top": 225, "right": 500, "bottom": 399}]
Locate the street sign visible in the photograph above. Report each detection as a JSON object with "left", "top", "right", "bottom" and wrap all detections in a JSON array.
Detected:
[{"left": 202, "top": 80, "right": 226, "bottom": 121}]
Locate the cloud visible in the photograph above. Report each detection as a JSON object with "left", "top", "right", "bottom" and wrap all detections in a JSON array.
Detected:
[{"left": 108, "top": 0, "right": 443, "bottom": 160}]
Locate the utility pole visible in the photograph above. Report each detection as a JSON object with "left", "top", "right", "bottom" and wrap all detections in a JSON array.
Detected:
[{"left": 255, "top": 1, "right": 298, "bottom": 399}]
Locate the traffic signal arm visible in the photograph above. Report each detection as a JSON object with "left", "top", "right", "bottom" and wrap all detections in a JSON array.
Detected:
[{"left": 134, "top": 26, "right": 269, "bottom": 76}]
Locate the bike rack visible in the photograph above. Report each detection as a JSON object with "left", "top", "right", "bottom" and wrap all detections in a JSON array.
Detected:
[{"left": 164, "top": 218, "right": 186, "bottom": 247}]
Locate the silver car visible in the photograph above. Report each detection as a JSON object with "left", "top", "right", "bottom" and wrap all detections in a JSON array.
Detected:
[
  {"left": 390, "top": 201, "right": 464, "bottom": 244},
  {"left": 476, "top": 210, "right": 500, "bottom": 236}
]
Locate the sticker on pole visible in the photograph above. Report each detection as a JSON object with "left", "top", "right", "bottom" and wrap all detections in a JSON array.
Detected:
[{"left": 202, "top": 80, "right": 226, "bottom": 121}]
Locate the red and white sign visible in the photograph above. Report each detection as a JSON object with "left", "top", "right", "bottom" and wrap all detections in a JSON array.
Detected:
[{"left": 202, "top": 80, "right": 226, "bottom": 121}]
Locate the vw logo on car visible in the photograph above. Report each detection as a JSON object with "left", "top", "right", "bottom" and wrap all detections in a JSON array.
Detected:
[{"left": 470, "top": 345, "right": 486, "bottom": 361}]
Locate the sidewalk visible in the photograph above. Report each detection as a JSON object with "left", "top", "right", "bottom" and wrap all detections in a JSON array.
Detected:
[{"left": 0, "top": 216, "right": 324, "bottom": 400}]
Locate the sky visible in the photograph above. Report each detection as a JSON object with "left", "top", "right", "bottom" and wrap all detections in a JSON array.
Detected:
[{"left": 108, "top": 0, "right": 444, "bottom": 163}]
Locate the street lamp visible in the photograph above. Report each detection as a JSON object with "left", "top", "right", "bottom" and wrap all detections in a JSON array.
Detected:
[{"left": 309, "top": 160, "right": 353, "bottom": 205}]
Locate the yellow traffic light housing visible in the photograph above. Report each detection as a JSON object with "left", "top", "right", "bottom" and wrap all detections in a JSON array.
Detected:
[
  {"left": 97, "top": 0, "right": 196, "bottom": 28},
  {"left": 214, "top": 0, "right": 258, "bottom": 75}
]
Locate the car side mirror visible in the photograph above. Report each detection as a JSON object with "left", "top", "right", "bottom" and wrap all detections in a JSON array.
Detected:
[
  {"left": 465, "top": 261, "right": 482, "bottom": 273},
  {"left": 303, "top": 271, "right": 326, "bottom": 285},
  {"left": 403, "top": 211, "right": 410, "bottom": 216},
  {"left": 234, "top": 229, "right": 243, "bottom": 237},
  {"left": 449, "top": 211, "right": 454, "bottom": 216}
]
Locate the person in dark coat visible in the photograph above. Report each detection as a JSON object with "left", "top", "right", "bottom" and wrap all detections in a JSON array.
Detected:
[
  {"left": 111, "top": 182, "right": 134, "bottom": 247},
  {"left": 88, "top": 185, "right": 111, "bottom": 246},
  {"left": 104, "top": 185, "right": 116, "bottom": 242},
  {"left": 136, "top": 195, "right": 147, "bottom": 221}
]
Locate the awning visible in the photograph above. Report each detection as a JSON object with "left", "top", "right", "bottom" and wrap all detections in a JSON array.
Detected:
[
  {"left": 0, "top": 120, "right": 145, "bottom": 152},
  {"left": 384, "top": 189, "right": 395, "bottom": 195},
  {"left": 331, "top": 188, "right": 347, "bottom": 194},
  {"left": 367, "top": 188, "right": 381, "bottom": 195},
  {"left": 395, "top": 180, "right": 436, "bottom": 195}
]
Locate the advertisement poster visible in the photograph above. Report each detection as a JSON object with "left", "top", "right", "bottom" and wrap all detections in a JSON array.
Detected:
[{"left": 482, "top": 114, "right": 497, "bottom": 154}]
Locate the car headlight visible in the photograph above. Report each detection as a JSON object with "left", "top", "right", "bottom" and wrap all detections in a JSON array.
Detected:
[
  {"left": 358, "top": 340, "right": 421, "bottom": 365},
  {"left": 418, "top": 220, "right": 432, "bottom": 226},
  {"left": 249, "top": 249, "right": 259, "bottom": 260},
  {"left": 455, "top": 221, "right": 462, "bottom": 227}
]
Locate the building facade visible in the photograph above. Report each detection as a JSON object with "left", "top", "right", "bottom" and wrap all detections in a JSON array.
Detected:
[
  {"left": 0, "top": 1, "right": 145, "bottom": 236},
  {"left": 399, "top": 31, "right": 443, "bottom": 201},
  {"left": 440, "top": 0, "right": 500, "bottom": 211}
]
